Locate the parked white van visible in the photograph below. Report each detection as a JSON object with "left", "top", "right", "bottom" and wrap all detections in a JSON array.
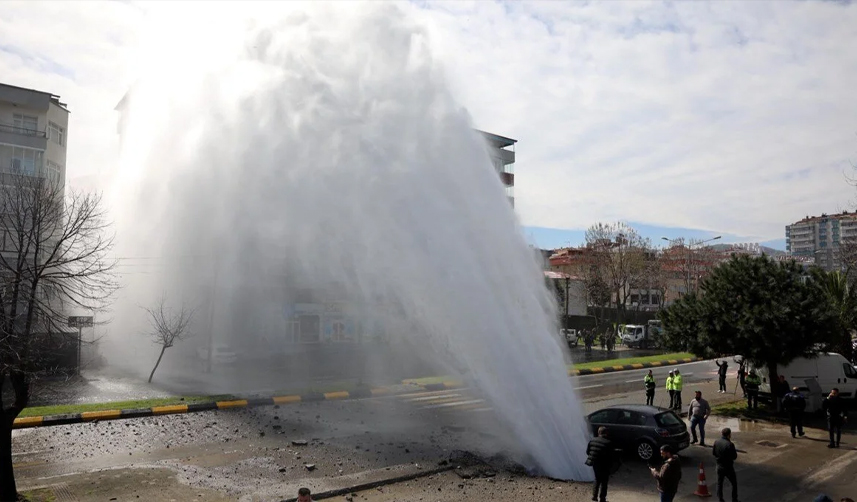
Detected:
[{"left": 748, "top": 352, "right": 857, "bottom": 412}]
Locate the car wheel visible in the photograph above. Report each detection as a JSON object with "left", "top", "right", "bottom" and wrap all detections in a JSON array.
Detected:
[{"left": 636, "top": 440, "right": 655, "bottom": 461}]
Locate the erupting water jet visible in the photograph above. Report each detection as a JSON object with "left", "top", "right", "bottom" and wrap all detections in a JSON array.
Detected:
[{"left": 109, "top": 2, "right": 592, "bottom": 480}]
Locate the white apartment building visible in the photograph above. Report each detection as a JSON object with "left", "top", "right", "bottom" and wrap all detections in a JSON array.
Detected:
[
  {"left": 0, "top": 83, "right": 68, "bottom": 187},
  {"left": 786, "top": 211, "right": 857, "bottom": 271}
]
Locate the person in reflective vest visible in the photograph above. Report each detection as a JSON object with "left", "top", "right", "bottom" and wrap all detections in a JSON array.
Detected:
[
  {"left": 745, "top": 370, "right": 761, "bottom": 409},
  {"left": 645, "top": 370, "right": 656, "bottom": 406},
  {"left": 673, "top": 369, "right": 684, "bottom": 411},
  {"left": 666, "top": 371, "right": 675, "bottom": 409}
]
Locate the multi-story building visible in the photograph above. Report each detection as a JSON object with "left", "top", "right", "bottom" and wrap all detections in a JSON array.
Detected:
[
  {"left": 786, "top": 212, "right": 857, "bottom": 271},
  {"left": 0, "top": 83, "right": 68, "bottom": 187},
  {"left": 478, "top": 130, "right": 516, "bottom": 206}
]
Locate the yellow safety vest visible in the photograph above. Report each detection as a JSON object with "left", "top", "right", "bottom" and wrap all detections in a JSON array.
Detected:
[
  {"left": 673, "top": 374, "right": 683, "bottom": 391},
  {"left": 666, "top": 376, "right": 674, "bottom": 391}
]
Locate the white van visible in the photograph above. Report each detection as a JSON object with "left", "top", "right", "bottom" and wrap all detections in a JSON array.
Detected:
[{"left": 748, "top": 353, "right": 857, "bottom": 412}]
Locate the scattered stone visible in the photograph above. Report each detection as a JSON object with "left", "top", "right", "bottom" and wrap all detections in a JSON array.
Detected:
[
  {"left": 304, "top": 463, "right": 316, "bottom": 471},
  {"left": 278, "top": 467, "right": 286, "bottom": 473},
  {"left": 292, "top": 440, "right": 308, "bottom": 446}
]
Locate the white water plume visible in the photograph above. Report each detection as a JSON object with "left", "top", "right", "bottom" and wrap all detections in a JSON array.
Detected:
[{"left": 110, "top": 2, "right": 591, "bottom": 480}]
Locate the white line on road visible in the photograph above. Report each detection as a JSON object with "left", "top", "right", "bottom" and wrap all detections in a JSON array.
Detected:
[
  {"left": 423, "top": 399, "right": 485, "bottom": 409},
  {"left": 575, "top": 384, "right": 603, "bottom": 391},
  {"left": 407, "top": 393, "right": 462, "bottom": 402}
]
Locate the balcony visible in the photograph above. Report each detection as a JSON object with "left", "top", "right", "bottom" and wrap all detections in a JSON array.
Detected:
[{"left": 0, "top": 122, "right": 47, "bottom": 150}]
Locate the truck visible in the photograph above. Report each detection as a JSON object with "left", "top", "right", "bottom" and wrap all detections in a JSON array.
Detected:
[
  {"left": 746, "top": 352, "right": 857, "bottom": 412},
  {"left": 619, "top": 320, "right": 663, "bottom": 349}
]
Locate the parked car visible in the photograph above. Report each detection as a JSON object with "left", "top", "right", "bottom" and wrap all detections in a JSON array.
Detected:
[
  {"left": 585, "top": 404, "right": 690, "bottom": 461},
  {"left": 196, "top": 344, "right": 238, "bottom": 364},
  {"left": 562, "top": 329, "right": 579, "bottom": 347}
]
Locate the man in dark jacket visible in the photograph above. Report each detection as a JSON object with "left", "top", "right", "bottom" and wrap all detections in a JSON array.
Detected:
[
  {"left": 651, "top": 445, "right": 682, "bottom": 502},
  {"left": 744, "top": 370, "right": 761, "bottom": 409},
  {"left": 715, "top": 360, "right": 728, "bottom": 393},
  {"left": 586, "top": 426, "right": 613, "bottom": 502},
  {"left": 822, "top": 388, "right": 848, "bottom": 448},
  {"left": 782, "top": 386, "right": 806, "bottom": 438},
  {"left": 712, "top": 427, "right": 739, "bottom": 502}
]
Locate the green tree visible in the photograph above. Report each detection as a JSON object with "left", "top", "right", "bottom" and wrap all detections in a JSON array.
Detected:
[
  {"left": 660, "top": 255, "right": 838, "bottom": 388},
  {"left": 816, "top": 270, "right": 857, "bottom": 360}
]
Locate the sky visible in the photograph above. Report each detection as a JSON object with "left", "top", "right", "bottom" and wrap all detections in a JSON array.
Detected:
[{"left": 1, "top": 1, "right": 856, "bottom": 250}]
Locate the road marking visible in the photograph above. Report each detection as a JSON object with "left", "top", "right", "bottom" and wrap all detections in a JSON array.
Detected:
[
  {"left": 625, "top": 379, "right": 641, "bottom": 383},
  {"left": 407, "top": 393, "right": 463, "bottom": 402},
  {"left": 423, "top": 399, "right": 485, "bottom": 409},
  {"left": 575, "top": 384, "right": 603, "bottom": 390}
]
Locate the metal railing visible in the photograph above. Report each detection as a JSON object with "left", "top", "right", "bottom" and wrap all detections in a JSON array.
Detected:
[{"left": 0, "top": 122, "right": 47, "bottom": 138}]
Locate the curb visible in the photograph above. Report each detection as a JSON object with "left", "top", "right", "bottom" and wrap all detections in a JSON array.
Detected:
[
  {"left": 12, "top": 382, "right": 463, "bottom": 430},
  {"left": 13, "top": 357, "right": 704, "bottom": 430},
  {"left": 569, "top": 357, "right": 703, "bottom": 376}
]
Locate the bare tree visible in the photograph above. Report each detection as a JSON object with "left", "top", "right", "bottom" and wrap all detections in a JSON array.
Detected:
[
  {"left": 584, "top": 222, "right": 651, "bottom": 324},
  {"left": 144, "top": 296, "right": 194, "bottom": 383},
  {"left": 0, "top": 174, "right": 116, "bottom": 500}
]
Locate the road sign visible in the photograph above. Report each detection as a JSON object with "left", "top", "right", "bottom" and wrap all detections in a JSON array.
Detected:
[{"left": 68, "top": 316, "right": 93, "bottom": 328}]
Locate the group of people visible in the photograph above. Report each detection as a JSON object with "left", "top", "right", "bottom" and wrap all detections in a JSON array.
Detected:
[
  {"left": 586, "top": 426, "right": 683, "bottom": 502},
  {"left": 641, "top": 368, "right": 684, "bottom": 410},
  {"left": 580, "top": 328, "right": 615, "bottom": 353},
  {"left": 586, "top": 423, "right": 739, "bottom": 502}
]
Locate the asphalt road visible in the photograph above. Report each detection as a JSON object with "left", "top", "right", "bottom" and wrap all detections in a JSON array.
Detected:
[{"left": 18, "top": 359, "right": 847, "bottom": 502}]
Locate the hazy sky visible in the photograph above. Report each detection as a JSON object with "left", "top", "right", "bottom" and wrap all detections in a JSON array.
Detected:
[{"left": 1, "top": 1, "right": 855, "bottom": 246}]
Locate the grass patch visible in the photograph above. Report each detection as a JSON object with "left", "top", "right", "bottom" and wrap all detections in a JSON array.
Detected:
[
  {"left": 710, "top": 398, "right": 787, "bottom": 422},
  {"left": 572, "top": 352, "right": 696, "bottom": 371},
  {"left": 19, "top": 395, "right": 234, "bottom": 418},
  {"left": 19, "top": 488, "right": 56, "bottom": 502}
]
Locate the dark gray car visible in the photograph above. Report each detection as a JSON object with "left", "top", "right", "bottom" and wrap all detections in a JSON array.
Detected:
[{"left": 586, "top": 404, "right": 690, "bottom": 460}]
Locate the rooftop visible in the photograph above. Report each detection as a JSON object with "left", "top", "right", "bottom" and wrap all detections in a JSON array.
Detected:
[
  {"left": 789, "top": 211, "right": 857, "bottom": 226},
  {"left": 476, "top": 129, "right": 517, "bottom": 148},
  {"left": 0, "top": 82, "right": 68, "bottom": 111}
]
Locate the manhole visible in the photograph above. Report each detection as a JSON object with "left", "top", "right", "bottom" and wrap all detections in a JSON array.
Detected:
[{"left": 756, "top": 440, "right": 785, "bottom": 448}]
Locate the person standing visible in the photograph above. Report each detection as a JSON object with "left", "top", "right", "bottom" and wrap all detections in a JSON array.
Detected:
[
  {"left": 673, "top": 369, "right": 684, "bottom": 411},
  {"left": 666, "top": 370, "right": 676, "bottom": 410},
  {"left": 651, "top": 445, "right": 682, "bottom": 502},
  {"left": 645, "top": 370, "right": 656, "bottom": 406},
  {"left": 715, "top": 360, "right": 729, "bottom": 393},
  {"left": 688, "top": 390, "right": 711, "bottom": 446},
  {"left": 775, "top": 375, "right": 790, "bottom": 413},
  {"left": 822, "top": 388, "right": 847, "bottom": 448},
  {"left": 712, "top": 427, "right": 739, "bottom": 502},
  {"left": 782, "top": 386, "right": 806, "bottom": 438},
  {"left": 586, "top": 426, "right": 614, "bottom": 502},
  {"left": 744, "top": 370, "right": 761, "bottom": 410}
]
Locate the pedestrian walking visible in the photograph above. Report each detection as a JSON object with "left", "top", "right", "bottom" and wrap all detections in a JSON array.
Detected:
[
  {"left": 666, "top": 370, "right": 676, "bottom": 409},
  {"left": 645, "top": 370, "right": 656, "bottom": 406},
  {"left": 712, "top": 427, "right": 739, "bottom": 502},
  {"left": 775, "top": 375, "right": 790, "bottom": 413},
  {"left": 688, "top": 390, "right": 711, "bottom": 446},
  {"left": 822, "top": 388, "right": 847, "bottom": 448},
  {"left": 673, "top": 369, "right": 684, "bottom": 411},
  {"left": 737, "top": 367, "right": 746, "bottom": 397},
  {"left": 715, "top": 359, "right": 728, "bottom": 393},
  {"left": 744, "top": 370, "right": 761, "bottom": 410},
  {"left": 782, "top": 386, "right": 806, "bottom": 438},
  {"left": 650, "top": 445, "right": 682, "bottom": 502},
  {"left": 586, "top": 426, "right": 614, "bottom": 502}
]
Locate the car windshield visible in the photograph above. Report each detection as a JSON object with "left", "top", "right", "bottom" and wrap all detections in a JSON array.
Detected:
[{"left": 654, "top": 411, "right": 682, "bottom": 427}]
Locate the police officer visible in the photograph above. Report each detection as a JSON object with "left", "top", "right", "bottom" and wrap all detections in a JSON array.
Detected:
[
  {"left": 782, "top": 386, "right": 806, "bottom": 438},
  {"left": 745, "top": 370, "right": 761, "bottom": 410},
  {"left": 666, "top": 370, "right": 676, "bottom": 409},
  {"left": 673, "top": 369, "right": 684, "bottom": 411},
  {"left": 645, "top": 370, "right": 656, "bottom": 406}
]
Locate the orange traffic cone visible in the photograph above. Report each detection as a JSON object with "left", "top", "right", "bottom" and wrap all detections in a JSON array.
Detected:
[{"left": 694, "top": 462, "right": 712, "bottom": 497}]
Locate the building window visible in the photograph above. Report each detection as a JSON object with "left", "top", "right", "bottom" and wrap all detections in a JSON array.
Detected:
[
  {"left": 45, "top": 160, "right": 62, "bottom": 184},
  {"left": 12, "top": 114, "right": 38, "bottom": 135},
  {"left": 8, "top": 146, "right": 43, "bottom": 176},
  {"left": 48, "top": 122, "right": 64, "bottom": 146}
]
